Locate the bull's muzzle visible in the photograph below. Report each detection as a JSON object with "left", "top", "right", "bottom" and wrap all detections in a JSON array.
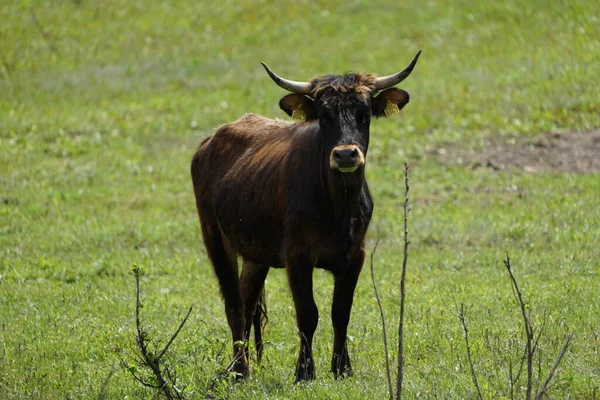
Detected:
[{"left": 330, "top": 145, "right": 365, "bottom": 173}]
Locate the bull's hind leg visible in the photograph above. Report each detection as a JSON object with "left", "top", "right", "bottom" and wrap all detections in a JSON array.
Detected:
[
  {"left": 240, "top": 260, "right": 269, "bottom": 363},
  {"left": 201, "top": 225, "right": 248, "bottom": 378}
]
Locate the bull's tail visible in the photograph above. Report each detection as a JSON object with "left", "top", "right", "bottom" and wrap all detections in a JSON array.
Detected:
[{"left": 253, "top": 288, "right": 268, "bottom": 363}]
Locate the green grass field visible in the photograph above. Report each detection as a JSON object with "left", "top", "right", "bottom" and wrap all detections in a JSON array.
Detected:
[{"left": 1, "top": 0, "right": 599, "bottom": 398}]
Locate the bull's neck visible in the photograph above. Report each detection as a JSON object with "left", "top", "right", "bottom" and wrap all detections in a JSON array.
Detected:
[
  {"left": 325, "top": 168, "right": 365, "bottom": 221},
  {"left": 298, "top": 123, "right": 366, "bottom": 220}
]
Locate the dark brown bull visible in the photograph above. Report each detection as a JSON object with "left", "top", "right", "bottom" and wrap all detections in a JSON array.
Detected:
[{"left": 191, "top": 51, "right": 420, "bottom": 382}]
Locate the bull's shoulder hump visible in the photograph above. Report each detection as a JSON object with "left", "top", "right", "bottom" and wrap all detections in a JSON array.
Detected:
[
  {"left": 214, "top": 113, "right": 294, "bottom": 142},
  {"left": 233, "top": 113, "right": 293, "bottom": 129}
]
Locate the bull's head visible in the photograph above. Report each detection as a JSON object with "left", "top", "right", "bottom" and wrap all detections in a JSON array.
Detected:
[{"left": 261, "top": 51, "right": 421, "bottom": 174}]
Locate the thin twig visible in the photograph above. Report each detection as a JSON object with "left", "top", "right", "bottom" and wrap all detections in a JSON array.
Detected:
[
  {"left": 535, "top": 333, "right": 573, "bottom": 400},
  {"left": 396, "top": 162, "right": 411, "bottom": 400},
  {"left": 504, "top": 253, "right": 534, "bottom": 400},
  {"left": 508, "top": 355, "right": 514, "bottom": 400},
  {"left": 456, "top": 302, "right": 484, "bottom": 400},
  {"left": 157, "top": 307, "right": 193, "bottom": 361},
  {"left": 369, "top": 238, "right": 393, "bottom": 400},
  {"left": 513, "top": 335, "right": 527, "bottom": 394},
  {"left": 509, "top": 331, "right": 528, "bottom": 400}
]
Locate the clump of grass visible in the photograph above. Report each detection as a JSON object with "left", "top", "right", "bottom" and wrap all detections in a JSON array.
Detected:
[
  {"left": 453, "top": 254, "right": 573, "bottom": 399},
  {"left": 372, "top": 165, "right": 573, "bottom": 400},
  {"left": 118, "top": 264, "right": 192, "bottom": 399}
]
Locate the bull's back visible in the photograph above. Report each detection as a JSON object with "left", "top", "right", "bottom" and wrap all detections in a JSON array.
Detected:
[{"left": 191, "top": 114, "right": 296, "bottom": 264}]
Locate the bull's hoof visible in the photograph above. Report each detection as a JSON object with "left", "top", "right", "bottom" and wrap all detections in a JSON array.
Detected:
[
  {"left": 332, "top": 367, "right": 353, "bottom": 379},
  {"left": 294, "top": 361, "right": 316, "bottom": 383},
  {"left": 229, "top": 358, "right": 250, "bottom": 381},
  {"left": 231, "top": 369, "right": 249, "bottom": 382},
  {"left": 331, "top": 353, "right": 353, "bottom": 379}
]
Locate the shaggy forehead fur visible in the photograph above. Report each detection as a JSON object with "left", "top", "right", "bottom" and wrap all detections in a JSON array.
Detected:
[{"left": 310, "top": 73, "right": 377, "bottom": 100}]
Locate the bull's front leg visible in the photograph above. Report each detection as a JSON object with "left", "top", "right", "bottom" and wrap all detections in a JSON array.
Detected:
[
  {"left": 330, "top": 249, "right": 364, "bottom": 378},
  {"left": 286, "top": 252, "right": 318, "bottom": 382}
]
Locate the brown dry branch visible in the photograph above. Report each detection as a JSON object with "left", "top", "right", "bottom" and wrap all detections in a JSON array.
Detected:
[
  {"left": 509, "top": 339, "right": 528, "bottom": 400},
  {"left": 396, "top": 162, "right": 411, "bottom": 400},
  {"left": 504, "top": 253, "right": 534, "bottom": 400},
  {"left": 508, "top": 352, "right": 516, "bottom": 400},
  {"left": 504, "top": 254, "right": 573, "bottom": 400},
  {"left": 120, "top": 264, "right": 192, "bottom": 400},
  {"left": 534, "top": 333, "right": 573, "bottom": 400},
  {"left": 454, "top": 301, "right": 484, "bottom": 400},
  {"left": 450, "top": 255, "right": 572, "bottom": 399},
  {"left": 369, "top": 238, "right": 393, "bottom": 400}
]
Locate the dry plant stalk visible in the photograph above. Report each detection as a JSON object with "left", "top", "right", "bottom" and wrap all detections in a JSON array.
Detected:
[
  {"left": 120, "top": 264, "right": 192, "bottom": 400},
  {"left": 504, "top": 253, "right": 535, "bottom": 400},
  {"left": 503, "top": 253, "right": 573, "bottom": 400},
  {"left": 455, "top": 300, "right": 483, "bottom": 400},
  {"left": 369, "top": 238, "right": 393, "bottom": 400},
  {"left": 370, "top": 163, "right": 411, "bottom": 400},
  {"left": 534, "top": 333, "right": 573, "bottom": 400},
  {"left": 396, "top": 162, "right": 411, "bottom": 400}
]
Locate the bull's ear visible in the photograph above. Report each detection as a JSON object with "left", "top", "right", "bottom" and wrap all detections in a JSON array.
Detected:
[
  {"left": 279, "top": 94, "right": 317, "bottom": 122},
  {"left": 372, "top": 88, "right": 410, "bottom": 118}
]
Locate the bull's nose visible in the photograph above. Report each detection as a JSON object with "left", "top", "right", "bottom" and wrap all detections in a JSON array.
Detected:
[
  {"left": 333, "top": 147, "right": 359, "bottom": 167},
  {"left": 330, "top": 145, "right": 365, "bottom": 173}
]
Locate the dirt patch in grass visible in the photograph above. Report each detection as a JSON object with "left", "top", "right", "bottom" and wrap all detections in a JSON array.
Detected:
[{"left": 434, "top": 130, "right": 600, "bottom": 173}]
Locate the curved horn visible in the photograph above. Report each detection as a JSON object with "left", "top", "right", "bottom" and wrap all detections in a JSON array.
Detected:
[
  {"left": 261, "top": 62, "right": 312, "bottom": 95},
  {"left": 375, "top": 50, "right": 422, "bottom": 90}
]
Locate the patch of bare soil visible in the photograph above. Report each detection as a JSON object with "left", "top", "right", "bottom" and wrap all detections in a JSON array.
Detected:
[{"left": 435, "top": 130, "right": 600, "bottom": 173}]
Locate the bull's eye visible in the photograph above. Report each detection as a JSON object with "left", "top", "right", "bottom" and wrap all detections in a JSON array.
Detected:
[{"left": 360, "top": 113, "right": 371, "bottom": 125}]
